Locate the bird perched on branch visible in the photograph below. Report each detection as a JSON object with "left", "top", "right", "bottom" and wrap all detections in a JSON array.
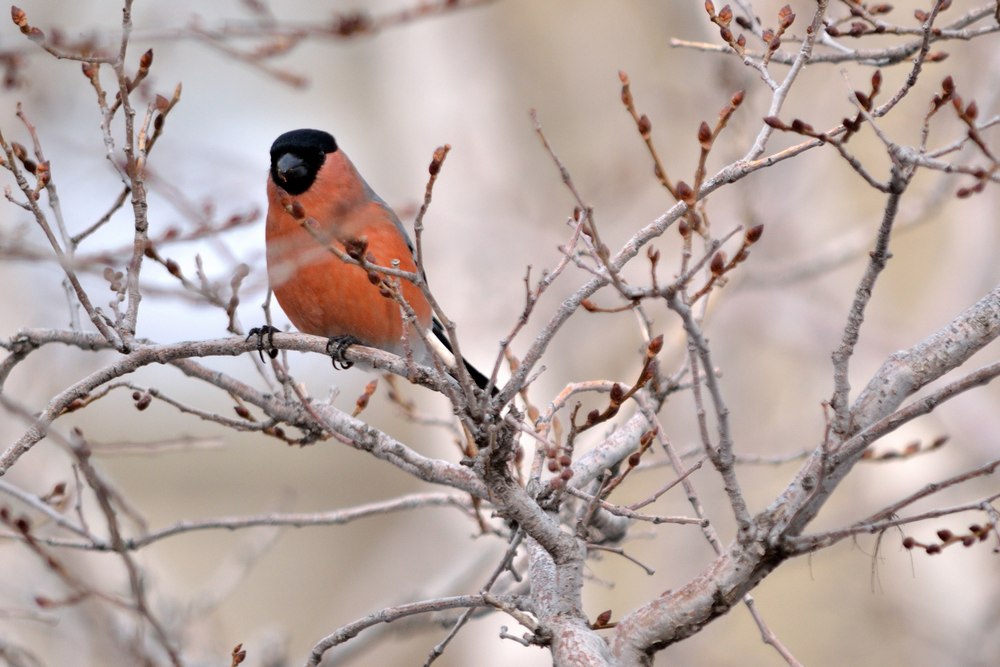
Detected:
[{"left": 254, "top": 128, "right": 490, "bottom": 392}]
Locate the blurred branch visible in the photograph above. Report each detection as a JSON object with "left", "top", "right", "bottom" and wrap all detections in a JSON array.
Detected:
[
  {"left": 4, "top": 0, "right": 500, "bottom": 87},
  {"left": 306, "top": 593, "right": 512, "bottom": 667},
  {"left": 0, "top": 490, "right": 473, "bottom": 552}
]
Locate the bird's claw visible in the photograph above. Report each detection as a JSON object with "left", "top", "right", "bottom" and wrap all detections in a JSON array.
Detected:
[
  {"left": 247, "top": 325, "right": 280, "bottom": 362},
  {"left": 326, "top": 335, "right": 359, "bottom": 370}
]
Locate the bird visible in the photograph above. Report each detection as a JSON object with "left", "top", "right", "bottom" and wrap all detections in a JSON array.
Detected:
[{"left": 254, "top": 128, "right": 491, "bottom": 392}]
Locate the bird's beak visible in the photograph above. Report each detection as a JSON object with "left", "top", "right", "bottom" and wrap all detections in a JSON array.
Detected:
[{"left": 276, "top": 153, "right": 307, "bottom": 183}]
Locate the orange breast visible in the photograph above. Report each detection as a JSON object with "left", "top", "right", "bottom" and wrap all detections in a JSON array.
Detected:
[{"left": 265, "top": 186, "right": 432, "bottom": 358}]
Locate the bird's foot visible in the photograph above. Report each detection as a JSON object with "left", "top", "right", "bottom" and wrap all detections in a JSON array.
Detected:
[
  {"left": 247, "top": 325, "right": 280, "bottom": 362},
  {"left": 326, "top": 335, "right": 360, "bottom": 370}
]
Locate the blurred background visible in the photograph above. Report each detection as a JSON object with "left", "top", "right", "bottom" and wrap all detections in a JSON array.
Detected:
[{"left": 1, "top": 1, "right": 999, "bottom": 665}]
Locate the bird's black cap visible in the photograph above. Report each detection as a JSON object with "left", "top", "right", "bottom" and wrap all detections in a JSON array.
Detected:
[{"left": 269, "top": 129, "right": 338, "bottom": 195}]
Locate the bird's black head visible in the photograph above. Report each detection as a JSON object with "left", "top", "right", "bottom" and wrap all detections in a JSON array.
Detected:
[{"left": 269, "top": 129, "right": 338, "bottom": 195}]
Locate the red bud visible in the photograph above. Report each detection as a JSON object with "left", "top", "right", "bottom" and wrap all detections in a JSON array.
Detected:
[
  {"left": 710, "top": 251, "right": 726, "bottom": 276},
  {"left": 11, "top": 6, "right": 26, "bottom": 28},
  {"left": 697, "top": 121, "right": 712, "bottom": 148},
  {"left": 637, "top": 114, "right": 652, "bottom": 138}
]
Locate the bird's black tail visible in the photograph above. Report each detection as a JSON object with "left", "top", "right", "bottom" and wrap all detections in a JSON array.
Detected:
[{"left": 431, "top": 319, "right": 495, "bottom": 394}]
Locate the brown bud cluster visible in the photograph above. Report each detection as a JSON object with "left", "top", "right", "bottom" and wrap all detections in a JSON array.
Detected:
[
  {"left": 40, "top": 482, "right": 67, "bottom": 505},
  {"left": 592, "top": 609, "right": 613, "bottom": 629},
  {"left": 697, "top": 121, "right": 712, "bottom": 150},
  {"left": 955, "top": 97, "right": 978, "bottom": 122},
  {"left": 0, "top": 505, "right": 33, "bottom": 537},
  {"left": 131, "top": 390, "right": 152, "bottom": 411},
  {"left": 710, "top": 251, "right": 726, "bottom": 277},
  {"left": 956, "top": 179, "right": 988, "bottom": 199},
  {"left": 777, "top": 4, "right": 795, "bottom": 29},
  {"left": 637, "top": 114, "right": 652, "bottom": 139},
  {"left": 690, "top": 221, "right": 765, "bottom": 303},
  {"left": 34, "top": 160, "right": 50, "bottom": 189},
  {"left": 790, "top": 118, "right": 814, "bottom": 134},
  {"left": 10, "top": 6, "right": 26, "bottom": 28},
  {"left": 10, "top": 6, "right": 44, "bottom": 42},
  {"left": 933, "top": 77, "right": 995, "bottom": 199},
  {"left": 745, "top": 224, "right": 764, "bottom": 244},
  {"left": 333, "top": 11, "right": 372, "bottom": 37},
  {"left": 648, "top": 334, "right": 664, "bottom": 355},
  {"left": 854, "top": 90, "right": 872, "bottom": 111},
  {"left": 103, "top": 266, "right": 124, "bottom": 292},
  {"left": 715, "top": 89, "right": 744, "bottom": 129},
  {"left": 704, "top": 2, "right": 746, "bottom": 56},
  {"left": 902, "top": 522, "right": 993, "bottom": 555},
  {"left": 545, "top": 444, "right": 575, "bottom": 483},
  {"left": 677, "top": 218, "right": 691, "bottom": 239},
  {"left": 429, "top": 144, "right": 450, "bottom": 176},
  {"left": 914, "top": 0, "right": 952, "bottom": 23},
  {"left": 344, "top": 237, "right": 369, "bottom": 261},
  {"left": 675, "top": 180, "right": 695, "bottom": 206},
  {"left": 763, "top": 116, "right": 785, "bottom": 131},
  {"left": 767, "top": 67, "right": 883, "bottom": 144},
  {"left": 10, "top": 141, "right": 37, "bottom": 176},
  {"left": 618, "top": 70, "right": 633, "bottom": 107},
  {"left": 861, "top": 435, "right": 948, "bottom": 461}
]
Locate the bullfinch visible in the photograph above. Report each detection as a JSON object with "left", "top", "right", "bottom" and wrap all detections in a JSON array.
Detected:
[{"left": 256, "top": 128, "right": 490, "bottom": 392}]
